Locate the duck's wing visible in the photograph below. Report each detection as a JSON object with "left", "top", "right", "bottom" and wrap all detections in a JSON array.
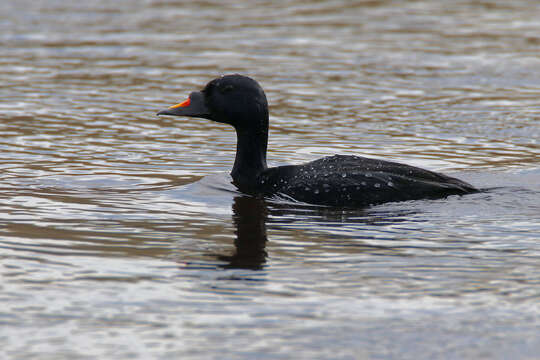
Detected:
[{"left": 260, "top": 155, "right": 477, "bottom": 207}]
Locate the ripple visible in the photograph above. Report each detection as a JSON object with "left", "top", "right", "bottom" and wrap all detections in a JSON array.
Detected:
[{"left": 2, "top": 0, "right": 540, "bottom": 359}]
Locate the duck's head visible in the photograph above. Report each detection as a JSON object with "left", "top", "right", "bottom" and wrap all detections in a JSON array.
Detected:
[{"left": 157, "top": 74, "right": 268, "bottom": 131}]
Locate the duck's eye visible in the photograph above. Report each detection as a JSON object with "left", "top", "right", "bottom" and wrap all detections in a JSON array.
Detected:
[{"left": 220, "top": 84, "right": 234, "bottom": 93}]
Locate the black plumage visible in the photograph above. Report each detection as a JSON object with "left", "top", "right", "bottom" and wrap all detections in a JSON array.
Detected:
[{"left": 158, "top": 74, "right": 477, "bottom": 207}]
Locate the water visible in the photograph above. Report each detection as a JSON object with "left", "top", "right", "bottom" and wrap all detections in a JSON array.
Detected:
[{"left": 1, "top": 0, "right": 540, "bottom": 359}]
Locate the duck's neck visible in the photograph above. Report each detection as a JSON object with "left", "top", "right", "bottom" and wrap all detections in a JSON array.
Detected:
[{"left": 231, "top": 127, "right": 268, "bottom": 188}]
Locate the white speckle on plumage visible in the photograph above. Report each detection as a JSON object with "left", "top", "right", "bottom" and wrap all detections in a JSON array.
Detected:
[{"left": 374, "top": 183, "right": 381, "bottom": 188}]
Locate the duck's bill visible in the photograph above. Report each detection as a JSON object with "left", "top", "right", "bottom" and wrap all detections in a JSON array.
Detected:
[{"left": 157, "top": 91, "right": 211, "bottom": 118}]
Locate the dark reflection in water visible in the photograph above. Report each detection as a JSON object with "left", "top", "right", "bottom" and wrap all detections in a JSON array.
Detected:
[
  {"left": 215, "top": 193, "right": 425, "bottom": 270},
  {"left": 218, "top": 196, "right": 268, "bottom": 270}
]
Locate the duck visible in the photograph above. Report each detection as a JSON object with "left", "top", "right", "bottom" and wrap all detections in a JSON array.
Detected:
[{"left": 157, "top": 74, "right": 477, "bottom": 207}]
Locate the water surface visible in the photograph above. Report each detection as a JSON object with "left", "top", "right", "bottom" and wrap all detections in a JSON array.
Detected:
[{"left": 1, "top": 1, "right": 540, "bottom": 359}]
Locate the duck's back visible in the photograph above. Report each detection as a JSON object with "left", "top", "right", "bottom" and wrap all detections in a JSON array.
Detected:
[{"left": 258, "top": 155, "right": 477, "bottom": 206}]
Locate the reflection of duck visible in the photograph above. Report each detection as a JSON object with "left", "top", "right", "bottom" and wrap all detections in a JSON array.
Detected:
[
  {"left": 158, "top": 74, "right": 477, "bottom": 207},
  {"left": 217, "top": 196, "right": 267, "bottom": 270},
  {"left": 215, "top": 196, "right": 419, "bottom": 270}
]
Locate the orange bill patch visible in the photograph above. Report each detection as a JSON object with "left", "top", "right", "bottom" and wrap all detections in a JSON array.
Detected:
[{"left": 169, "top": 98, "right": 191, "bottom": 109}]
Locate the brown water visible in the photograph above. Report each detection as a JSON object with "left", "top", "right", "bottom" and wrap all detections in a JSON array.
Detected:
[{"left": 1, "top": 1, "right": 540, "bottom": 359}]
